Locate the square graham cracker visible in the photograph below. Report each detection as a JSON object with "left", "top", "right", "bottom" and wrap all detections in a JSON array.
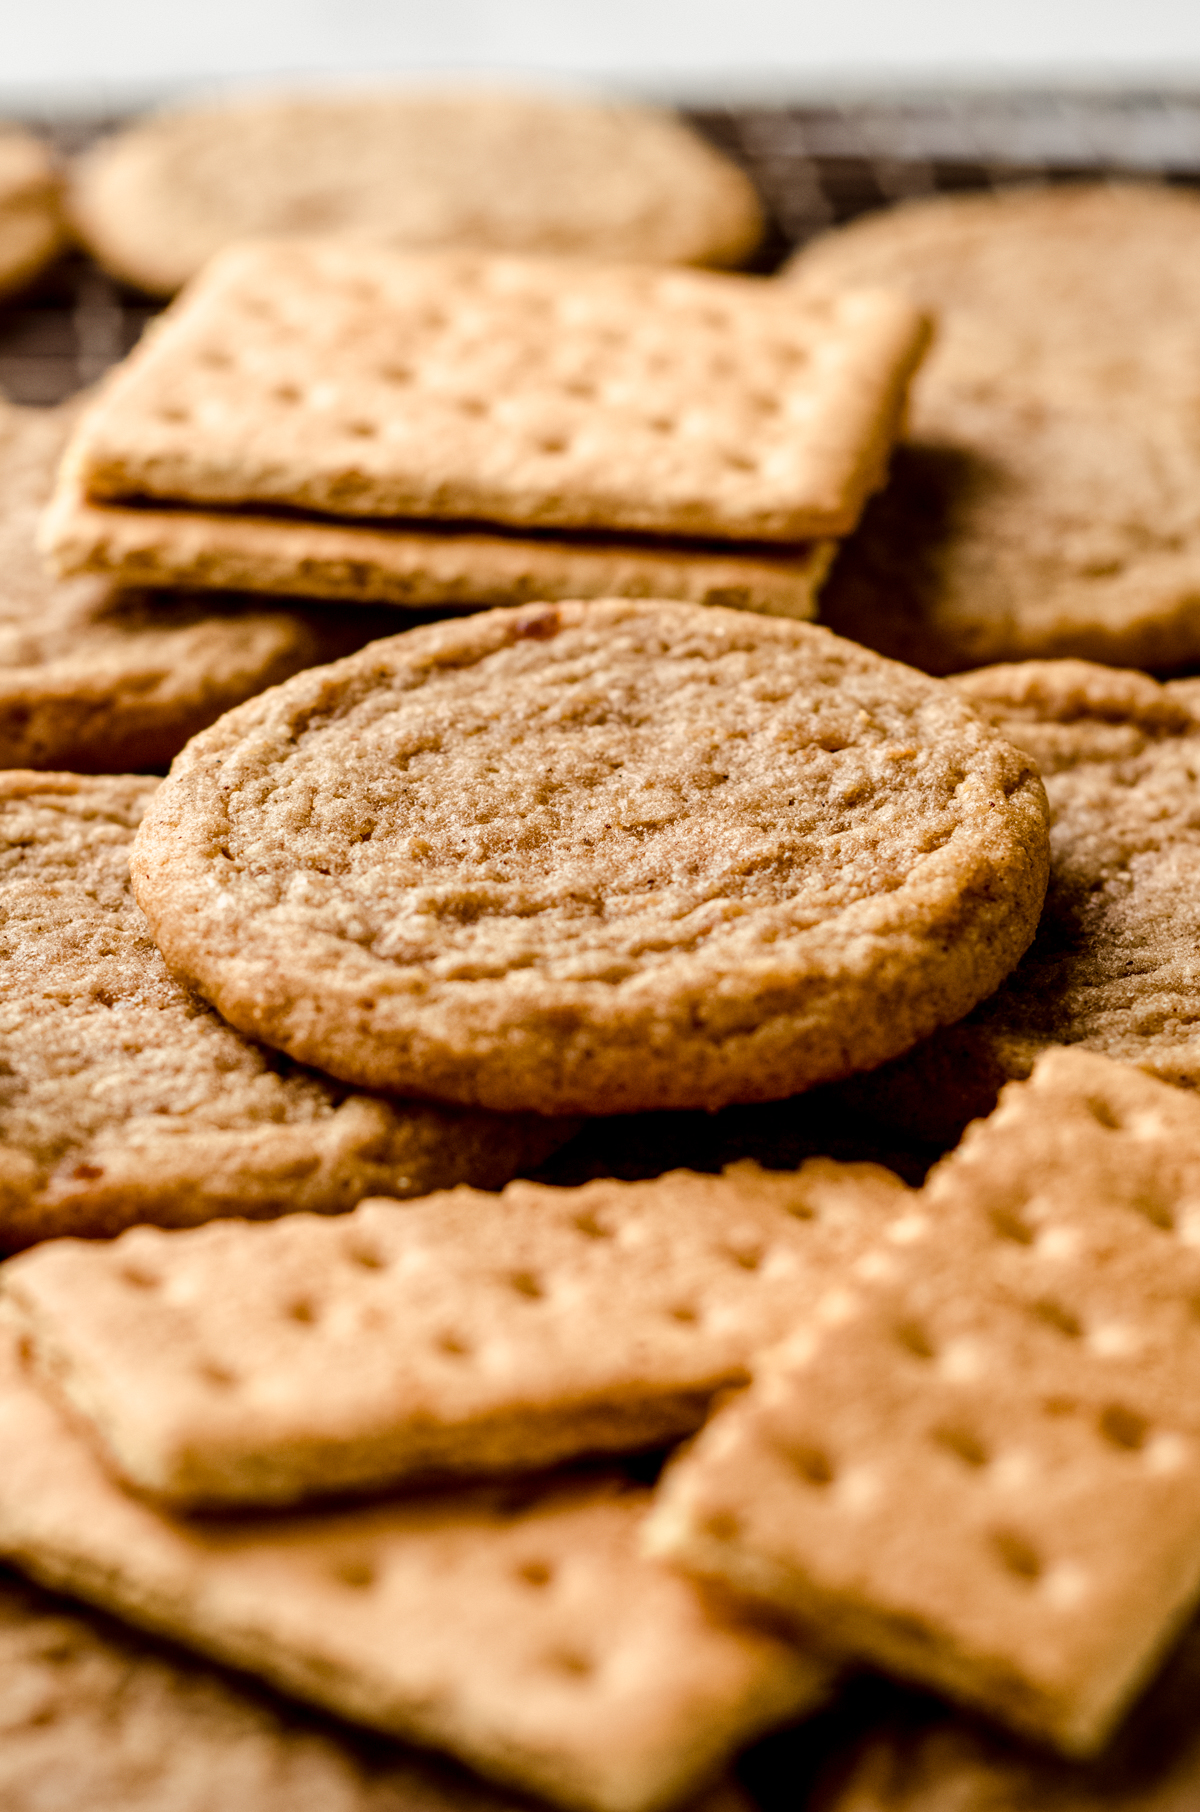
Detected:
[
  {"left": 3, "top": 1159, "right": 911, "bottom": 1509},
  {"left": 646, "top": 1049, "right": 1200, "bottom": 1759},
  {"left": 0, "top": 1330, "right": 827, "bottom": 1812},
  {"left": 53, "top": 240, "right": 929, "bottom": 544},
  {"left": 42, "top": 476, "right": 835, "bottom": 616}
]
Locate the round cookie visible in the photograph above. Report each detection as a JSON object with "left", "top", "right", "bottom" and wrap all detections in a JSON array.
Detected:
[
  {"left": 130, "top": 600, "right": 1050, "bottom": 1116},
  {"left": 842, "top": 659, "right": 1200, "bottom": 1142},
  {"left": 0, "top": 128, "right": 62, "bottom": 301},
  {"left": 0, "top": 399, "right": 398, "bottom": 771},
  {"left": 0, "top": 770, "right": 563, "bottom": 1251},
  {"left": 786, "top": 184, "right": 1200, "bottom": 673},
  {"left": 69, "top": 89, "right": 763, "bottom": 296}
]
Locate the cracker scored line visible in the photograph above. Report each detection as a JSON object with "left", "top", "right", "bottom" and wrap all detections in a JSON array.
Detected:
[
  {"left": 52, "top": 240, "right": 929, "bottom": 544},
  {"left": 0, "top": 1330, "right": 828, "bottom": 1812},
  {"left": 646, "top": 1049, "right": 1200, "bottom": 1758},
  {"left": 3, "top": 1159, "right": 912, "bottom": 1508}
]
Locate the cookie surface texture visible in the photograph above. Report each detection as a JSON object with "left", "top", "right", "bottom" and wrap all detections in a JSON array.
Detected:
[
  {"left": 0, "top": 399, "right": 397, "bottom": 771},
  {"left": 647, "top": 1049, "right": 1200, "bottom": 1757},
  {"left": 787, "top": 183, "right": 1200, "bottom": 672},
  {"left": 0, "top": 1330, "right": 828, "bottom": 1812},
  {"left": 4, "top": 1158, "right": 911, "bottom": 1507},
  {"left": 0, "top": 128, "right": 62, "bottom": 301},
  {"left": 0, "top": 1564, "right": 554, "bottom": 1812},
  {"left": 61, "top": 240, "right": 928, "bottom": 543},
  {"left": 842, "top": 659, "right": 1200, "bottom": 1141},
  {"left": 129, "top": 600, "right": 1050, "bottom": 1115},
  {"left": 68, "top": 88, "right": 764, "bottom": 295},
  {"left": 0, "top": 771, "right": 562, "bottom": 1251}
]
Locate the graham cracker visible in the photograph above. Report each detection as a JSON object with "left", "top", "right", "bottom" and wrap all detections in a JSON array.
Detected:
[
  {"left": 68, "top": 88, "right": 764, "bottom": 296},
  {"left": 0, "top": 771, "right": 566, "bottom": 1251},
  {"left": 813, "top": 1611, "right": 1200, "bottom": 1812},
  {"left": 42, "top": 477, "right": 833, "bottom": 617},
  {"left": 839, "top": 658, "right": 1200, "bottom": 1144},
  {"left": 0, "top": 399, "right": 399, "bottom": 770},
  {"left": 0, "top": 1329, "right": 828, "bottom": 1812},
  {"left": 3, "top": 1158, "right": 912, "bottom": 1508},
  {"left": 54, "top": 239, "right": 929, "bottom": 544},
  {"left": 0, "top": 1560, "right": 601, "bottom": 1812},
  {"left": 646, "top": 1048, "right": 1200, "bottom": 1758}
]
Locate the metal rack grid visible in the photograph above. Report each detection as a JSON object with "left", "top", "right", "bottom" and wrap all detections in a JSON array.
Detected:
[{"left": 5, "top": 94, "right": 1200, "bottom": 408}]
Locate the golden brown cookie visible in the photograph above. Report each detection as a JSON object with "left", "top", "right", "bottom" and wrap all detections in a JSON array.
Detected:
[
  {"left": 786, "top": 184, "right": 1200, "bottom": 673},
  {"left": 68, "top": 88, "right": 764, "bottom": 296},
  {"left": 129, "top": 600, "right": 1050, "bottom": 1116},
  {"left": 0, "top": 770, "right": 564, "bottom": 1251},
  {"left": 0, "top": 398, "right": 398, "bottom": 771},
  {"left": 0, "top": 128, "right": 62, "bottom": 301},
  {"left": 843, "top": 659, "right": 1200, "bottom": 1142}
]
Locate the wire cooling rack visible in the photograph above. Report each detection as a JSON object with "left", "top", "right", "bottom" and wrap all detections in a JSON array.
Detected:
[{"left": 6, "top": 92, "right": 1200, "bottom": 407}]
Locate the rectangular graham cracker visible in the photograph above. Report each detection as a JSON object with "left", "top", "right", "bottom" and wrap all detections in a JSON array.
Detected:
[
  {"left": 645, "top": 1049, "right": 1200, "bottom": 1759},
  {"left": 41, "top": 476, "right": 835, "bottom": 617},
  {"left": 52, "top": 239, "right": 929, "bottom": 543},
  {"left": 0, "top": 1328, "right": 827, "bottom": 1812},
  {"left": 3, "top": 1159, "right": 911, "bottom": 1508},
  {"left": 0, "top": 1562, "right": 647, "bottom": 1812}
]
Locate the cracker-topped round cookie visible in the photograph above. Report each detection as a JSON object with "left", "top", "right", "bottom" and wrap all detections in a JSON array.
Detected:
[
  {"left": 69, "top": 88, "right": 763, "bottom": 296},
  {"left": 131, "top": 601, "right": 1049, "bottom": 1115}
]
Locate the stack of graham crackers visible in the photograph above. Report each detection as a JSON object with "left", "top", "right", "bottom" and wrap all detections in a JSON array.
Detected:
[{"left": 9, "top": 85, "right": 1200, "bottom": 1812}]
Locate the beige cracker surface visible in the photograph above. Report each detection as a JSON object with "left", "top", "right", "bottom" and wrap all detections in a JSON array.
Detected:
[
  {"left": 129, "top": 600, "right": 1050, "bottom": 1116},
  {"left": 786, "top": 183, "right": 1200, "bottom": 673},
  {"left": 68, "top": 88, "right": 764, "bottom": 296},
  {"left": 0, "top": 770, "right": 562, "bottom": 1251},
  {"left": 3, "top": 1158, "right": 911, "bottom": 1508},
  {"left": 52, "top": 239, "right": 928, "bottom": 544},
  {"left": 0, "top": 1329, "right": 827, "bottom": 1812},
  {"left": 0, "top": 128, "right": 62, "bottom": 301},
  {"left": 42, "top": 477, "right": 834, "bottom": 618},
  {"left": 647, "top": 1049, "right": 1200, "bottom": 1758},
  {"left": 0, "top": 1560, "right": 578, "bottom": 1812},
  {"left": 0, "top": 399, "right": 397, "bottom": 771},
  {"left": 843, "top": 659, "right": 1200, "bottom": 1142},
  {"left": 813, "top": 1610, "right": 1200, "bottom": 1812}
]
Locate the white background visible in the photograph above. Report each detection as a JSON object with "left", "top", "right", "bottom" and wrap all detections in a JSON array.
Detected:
[{"left": 6, "top": 0, "right": 1200, "bottom": 112}]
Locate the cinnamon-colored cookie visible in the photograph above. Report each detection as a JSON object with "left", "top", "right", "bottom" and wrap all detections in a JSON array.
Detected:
[
  {"left": 0, "top": 770, "right": 564, "bottom": 1250},
  {"left": 787, "top": 184, "right": 1200, "bottom": 673},
  {"left": 130, "top": 600, "right": 1050, "bottom": 1115}
]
